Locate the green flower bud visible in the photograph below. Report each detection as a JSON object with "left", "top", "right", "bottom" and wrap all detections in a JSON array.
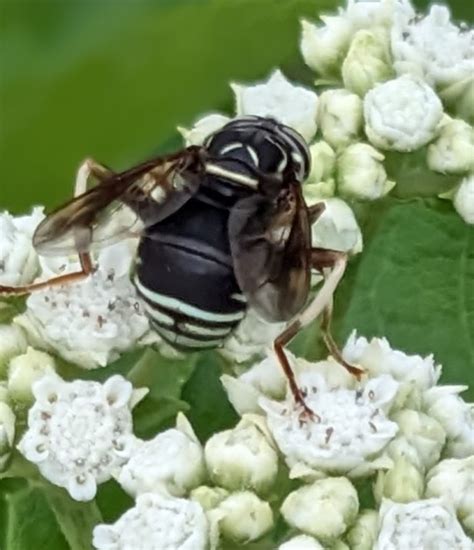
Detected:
[
  {"left": 0, "top": 324, "right": 27, "bottom": 377},
  {"left": 439, "top": 76, "right": 474, "bottom": 124},
  {"left": 281, "top": 477, "right": 359, "bottom": 542},
  {"left": 217, "top": 491, "right": 273, "bottom": 543},
  {"left": 453, "top": 174, "right": 474, "bottom": 225},
  {"left": 204, "top": 416, "right": 278, "bottom": 495},
  {"left": 337, "top": 143, "right": 395, "bottom": 200},
  {"left": 345, "top": 509, "right": 379, "bottom": 550},
  {"left": 0, "top": 402, "right": 15, "bottom": 471},
  {"left": 373, "top": 456, "right": 424, "bottom": 503},
  {"left": 318, "top": 90, "right": 363, "bottom": 149},
  {"left": 392, "top": 409, "right": 446, "bottom": 471},
  {"left": 342, "top": 29, "right": 393, "bottom": 97},
  {"left": 307, "top": 141, "right": 336, "bottom": 184},
  {"left": 7, "top": 347, "right": 56, "bottom": 405},
  {"left": 427, "top": 118, "right": 474, "bottom": 175},
  {"left": 278, "top": 535, "right": 325, "bottom": 550},
  {"left": 190, "top": 485, "right": 229, "bottom": 511},
  {"left": 300, "top": 16, "right": 352, "bottom": 76}
]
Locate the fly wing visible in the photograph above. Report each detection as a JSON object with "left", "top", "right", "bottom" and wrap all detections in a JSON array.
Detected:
[
  {"left": 228, "top": 184, "right": 311, "bottom": 322},
  {"left": 33, "top": 149, "right": 203, "bottom": 256}
]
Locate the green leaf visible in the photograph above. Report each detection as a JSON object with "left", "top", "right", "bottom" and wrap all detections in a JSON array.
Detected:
[
  {"left": 0, "top": 479, "right": 68, "bottom": 550},
  {"left": 181, "top": 351, "right": 239, "bottom": 442},
  {"left": 331, "top": 198, "right": 474, "bottom": 400}
]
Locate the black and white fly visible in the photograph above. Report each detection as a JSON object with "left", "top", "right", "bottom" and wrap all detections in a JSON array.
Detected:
[{"left": 0, "top": 116, "right": 362, "bottom": 416}]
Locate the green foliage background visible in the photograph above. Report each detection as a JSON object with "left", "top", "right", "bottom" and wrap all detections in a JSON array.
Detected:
[{"left": 0, "top": 1, "right": 473, "bottom": 549}]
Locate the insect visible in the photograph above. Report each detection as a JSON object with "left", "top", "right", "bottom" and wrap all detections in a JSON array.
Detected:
[{"left": 0, "top": 116, "right": 362, "bottom": 417}]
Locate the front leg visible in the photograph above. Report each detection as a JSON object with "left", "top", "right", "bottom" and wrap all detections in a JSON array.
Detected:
[
  {"left": 272, "top": 248, "right": 363, "bottom": 418},
  {"left": 0, "top": 158, "right": 113, "bottom": 297}
]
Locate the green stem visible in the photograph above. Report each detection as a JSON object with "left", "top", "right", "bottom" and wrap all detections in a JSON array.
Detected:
[
  {"left": 40, "top": 481, "right": 103, "bottom": 550},
  {"left": 126, "top": 347, "right": 157, "bottom": 387}
]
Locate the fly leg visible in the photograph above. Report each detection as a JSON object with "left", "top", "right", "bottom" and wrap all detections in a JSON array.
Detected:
[
  {"left": 0, "top": 158, "right": 113, "bottom": 296},
  {"left": 273, "top": 248, "right": 362, "bottom": 421},
  {"left": 311, "top": 248, "right": 364, "bottom": 379}
]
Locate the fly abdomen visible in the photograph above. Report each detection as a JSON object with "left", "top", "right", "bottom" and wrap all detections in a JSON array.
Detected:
[{"left": 133, "top": 197, "right": 246, "bottom": 351}]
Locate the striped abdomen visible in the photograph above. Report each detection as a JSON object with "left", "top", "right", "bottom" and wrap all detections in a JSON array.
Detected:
[{"left": 133, "top": 196, "right": 246, "bottom": 350}]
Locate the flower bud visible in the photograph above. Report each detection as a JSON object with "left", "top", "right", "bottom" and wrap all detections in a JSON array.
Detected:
[
  {"left": 216, "top": 491, "right": 273, "bottom": 543},
  {"left": 318, "top": 90, "right": 363, "bottom": 149},
  {"left": 0, "top": 382, "right": 8, "bottom": 403},
  {"left": 118, "top": 413, "right": 205, "bottom": 498},
  {"left": 364, "top": 75, "right": 443, "bottom": 152},
  {"left": 204, "top": 416, "right": 278, "bottom": 495},
  {"left": 0, "top": 324, "right": 27, "bottom": 376},
  {"left": 307, "top": 141, "right": 336, "bottom": 184},
  {"left": 232, "top": 70, "right": 318, "bottom": 141},
  {"left": 342, "top": 29, "right": 393, "bottom": 97},
  {"left": 453, "top": 174, "right": 474, "bottom": 225},
  {"left": 278, "top": 535, "right": 325, "bottom": 550},
  {"left": 300, "top": 16, "right": 352, "bottom": 76},
  {"left": 346, "top": 509, "right": 379, "bottom": 550},
  {"left": 427, "top": 119, "right": 474, "bottom": 175},
  {"left": 178, "top": 113, "right": 230, "bottom": 146},
  {"left": 426, "top": 457, "right": 474, "bottom": 535},
  {"left": 392, "top": 409, "right": 446, "bottom": 470},
  {"left": 310, "top": 198, "right": 363, "bottom": 254},
  {"left": 337, "top": 143, "right": 395, "bottom": 200},
  {"left": 0, "top": 208, "right": 43, "bottom": 287},
  {"left": 0, "top": 402, "right": 15, "bottom": 470},
  {"left": 7, "top": 347, "right": 56, "bottom": 405},
  {"left": 423, "top": 385, "right": 474, "bottom": 458},
  {"left": 281, "top": 477, "right": 359, "bottom": 541},
  {"left": 373, "top": 455, "right": 424, "bottom": 503},
  {"left": 190, "top": 486, "right": 229, "bottom": 511}
]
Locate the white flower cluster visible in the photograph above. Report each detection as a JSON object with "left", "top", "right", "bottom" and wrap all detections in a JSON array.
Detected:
[
  {"left": 215, "top": 332, "right": 474, "bottom": 546},
  {"left": 180, "top": 1, "right": 474, "bottom": 221}
]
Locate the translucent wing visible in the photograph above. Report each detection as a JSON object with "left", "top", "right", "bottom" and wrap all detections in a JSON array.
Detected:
[
  {"left": 33, "top": 149, "right": 203, "bottom": 256},
  {"left": 228, "top": 184, "right": 311, "bottom": 322}
]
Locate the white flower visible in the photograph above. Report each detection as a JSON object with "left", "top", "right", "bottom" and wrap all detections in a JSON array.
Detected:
[
  {"left": 391, "top": 409, "right": 446, "bottom": 471},
  {"left": 0, "top": 324, "right": 27, "bottom": 375},
  {"left": 391, "top": 5, "right": 474, "bottom": 88},
  {"left": 281, "top": 477, "right": 359, "bottom": 541},
  {"left": 18, "top": 373, "right": 140, "bottom": 501},
  {"left": 346, "top": 509, "right": 379, "bottom": 550},
  {"left": 343, "top": 332, "right": 442, "bottom": 397},
  {"left": 307, "top": 140, "right": 336, "bottom": 184},
  {"left": 373, "top": 455, "right": 424, "bottom": 503},
  {"left": 232, "top": 70, "right": 318, "bottom": 142},
  {"left": 15, "top": 242, "right": 149, "bottom": 369},
  {"left": 216, "top": 491, "right": 273, "bottom": 543},
  {"left": 300, "top": 16, "right": 353, "bottom": 76},
  {"left": 278, "top": 535, "right": 325, "bottom": 550},
  {"left": 0, "top": 207, "right": 44, "bottom": 287},
  {"left": 261, "top": 373, "right": 399, "bottom": 476},
  {"left": 221, "top": 352, "right": 353, "bottom": 416},
  {"left": 310, "top": 198, "right": 363, "bottom": 254},
  {"left": 7, "top": 347, "right": 56, "bottom": 405},
  {"left": 364, "top": 75, "right": 443, "bottom": 151},
  {"left": 204, "top": 415, "right": 278, "bottom": 495},
  {"left": 220, "top": 309, "right": 285, "bottom": 364},
  {"left": 317, "top": 90, "right": 363, "bottom": 149},
  {"left": 178, "top": 113, "right": 231, "bottom": 146},
  {"left": 0, "top": 402, "right": 15, "bottom": 470},
  {"left": 337, "top": 143, "right": 395, "bottom": 200},
  {"left": 118, "top": 413, "right": 205, "bottom": 498},
  {"left": 375, "top": 498, "right": 473, "bottom": 550},
  {"left": 426, "top": 457, "right": 474, "bottom": 535},
  {"left": 423, "top": 385, "right": 474, "bottom": 458},
  {"left": 93, "top": 492, "right": 209, "bottom": 550},
  {"left": 427, "top": 118, "right": 474, "bottom": 175},
  {"left": 342, "top": 29, "right": 393, "bottom": 97},
  {"left": 453, "top": 173, "right": 474, "bottom": 224}
]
